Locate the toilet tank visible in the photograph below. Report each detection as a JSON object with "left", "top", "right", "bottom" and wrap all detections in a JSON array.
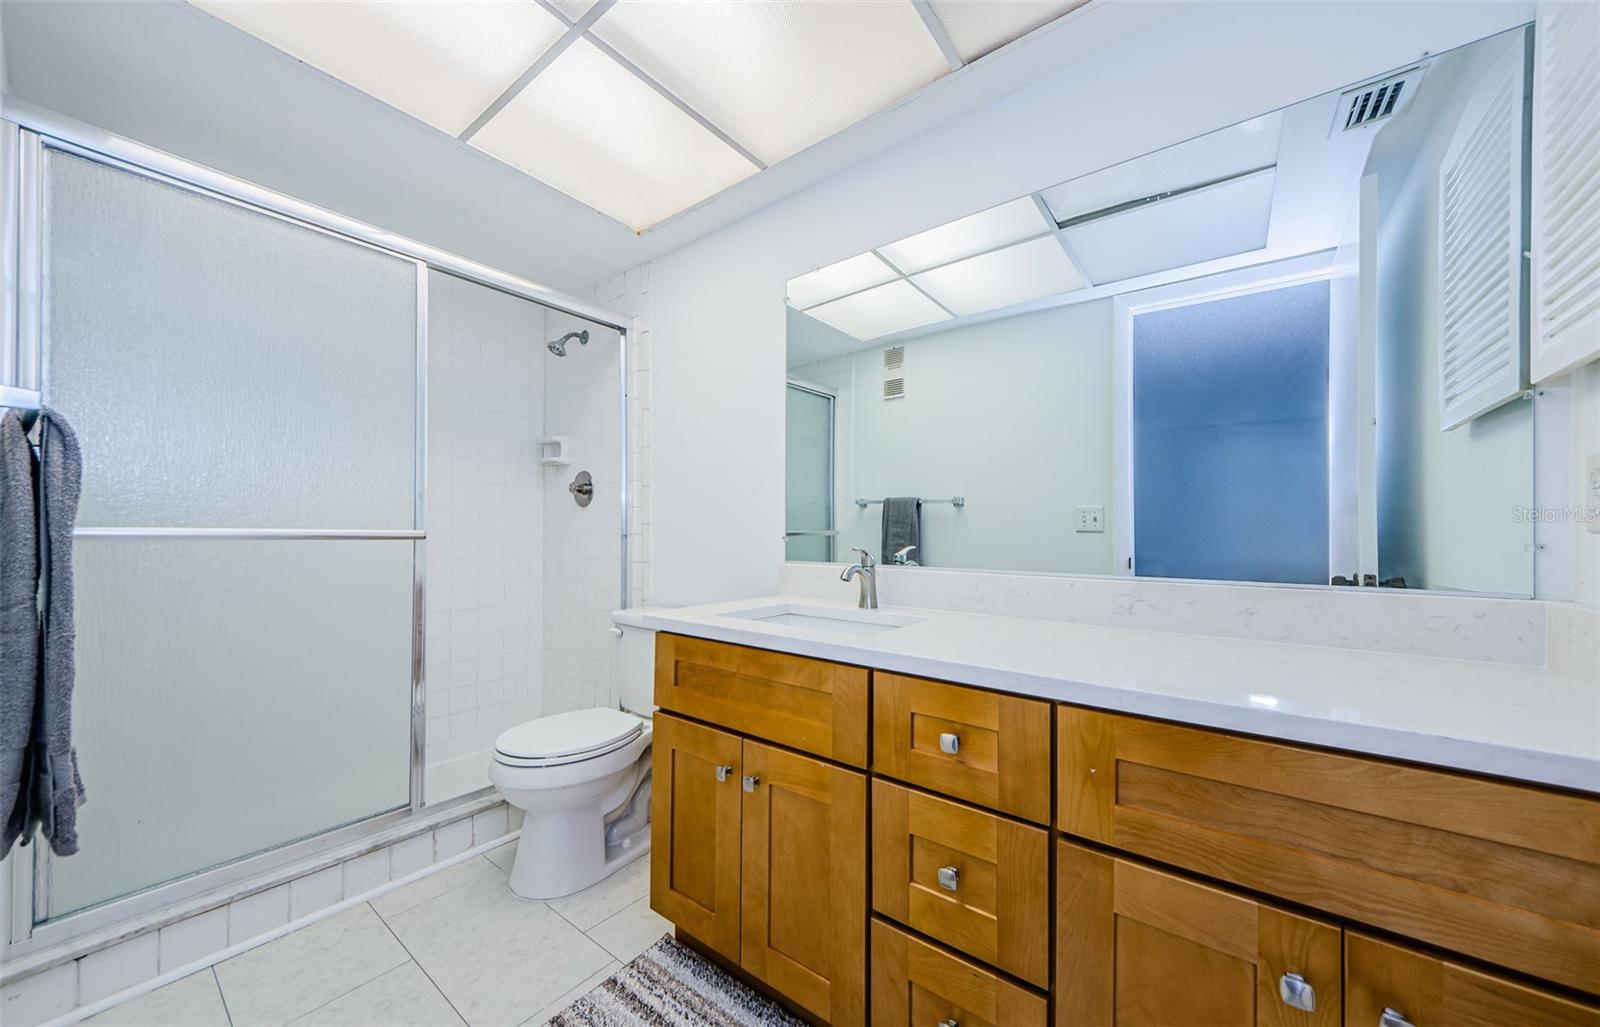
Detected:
[{"left": 614, "top": 618, "right": 656, "bottom": 715}]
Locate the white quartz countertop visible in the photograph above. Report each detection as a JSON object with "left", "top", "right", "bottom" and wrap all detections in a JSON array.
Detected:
[{"left": 619, "top": 595, "right": 1600, "bottom": 793}]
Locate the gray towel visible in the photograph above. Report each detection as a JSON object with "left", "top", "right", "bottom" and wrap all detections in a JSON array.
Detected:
[
  {"left": 0, "top": 411, "right": 40, "bottom": 853},
  {"left": 880, "top": 497, "right": 921, "bottom": 565},
  {"left": 4, "top": 407, "right": 86, "bottom": 857}
]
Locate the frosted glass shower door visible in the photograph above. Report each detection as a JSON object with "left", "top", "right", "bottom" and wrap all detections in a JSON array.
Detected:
[
  {"left": 37, "top": 149, "right": 422, "bottom": 919},
  {"left": 785, "top": 384, "right": 835, "bottom": 562}
]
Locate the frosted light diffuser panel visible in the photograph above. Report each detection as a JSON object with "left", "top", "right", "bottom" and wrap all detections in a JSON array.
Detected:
[
  {"left": 928, "top": 0, "right": 1088, "bottom": 62},
  {"left": 43, "top": 151, "right": 418, "bottom": 530},
  {"left": 472, "top": 37, "right": 758, "bottom": 230},
  {"left": 878, "top": 197, "right": 1052, "bottom": 274},
  {"left": 1061, "top": 168, "right": 1277, "bottom": 285},
  {"left": 1041, "top": 113, "right": 1283, "bottom": 224},
  {"left": 592, "top": 0, "right": 949, "bottom": 164},
  {"left": 807, "top": 280, "right": 951, "bottom": 340},
  {"left": 911, "top": 235, "right": 1086, "bottom": 316},
  {"left": 190, "top": 0, "right": 566, "bottom": 135},
  {"left": 788, "top": 252, "right": 901, "bottom": 309}
]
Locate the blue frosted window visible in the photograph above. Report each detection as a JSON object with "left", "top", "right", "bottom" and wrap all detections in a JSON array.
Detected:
[{"left": 1132, "top": 280, "right": 1329, "bottom": 584}]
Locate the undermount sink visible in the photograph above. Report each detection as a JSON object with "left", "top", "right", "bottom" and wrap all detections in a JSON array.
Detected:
[{"left": 721, "top": 603, "right": 924, "bottom": 636}]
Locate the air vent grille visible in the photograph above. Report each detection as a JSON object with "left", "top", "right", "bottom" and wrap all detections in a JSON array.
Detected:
[
  {"left": 883, "top": 346, "right": 905, "bottom": 371},
  {"left": 1335, "top": 67, "right": 1423, "bottom": 133},
  {"left": 883, "top": 377, "right": 906, "bottom": 400}
]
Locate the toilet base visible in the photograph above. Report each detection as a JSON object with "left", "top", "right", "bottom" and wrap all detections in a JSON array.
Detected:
[{"left": 507, "top": 806, "right": 652, "bottom": 900}]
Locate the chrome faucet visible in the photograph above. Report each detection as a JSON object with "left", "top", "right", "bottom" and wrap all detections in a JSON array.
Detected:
[
  {"left": 840, "top": 547, "right": 879, "bottom": 609},
  {"left": 892, "top": 545, "right": 919, "bottom": 566}
]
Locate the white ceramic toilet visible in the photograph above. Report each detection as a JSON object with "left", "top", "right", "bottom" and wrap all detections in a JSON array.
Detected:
[{"left": 489, "top": 624, "right": 655, "bottom": 900}]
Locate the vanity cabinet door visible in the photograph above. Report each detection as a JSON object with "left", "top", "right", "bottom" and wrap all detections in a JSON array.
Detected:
[
  {"left": 872, "top": 779, "right": 1050, "bottom": 986},
  {"left": 1346, "top": 933, "right": 1600, "bottom": 1027},
  {"left": 872, "top": 918, "right": 1047, "bottom": 1027},
  {"left": 649, "top": 714, "right": 743, "bottom": 962},
  {"left": 874, "top": 672, "right": 1052, "bottom": 823},
  {"left": 1057, "top": 840, "right": 1341, "bottom": 1027},
  {"left": 740, "top": 740, "right": 867, "bottom": 1026}
]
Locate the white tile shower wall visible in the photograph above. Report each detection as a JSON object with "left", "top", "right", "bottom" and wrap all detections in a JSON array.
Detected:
[
  {"left": 542, "top": 266, "right": 652, "bottom": 715},
  {"left": 424, "top": 271, "right": 547, "bottom": 769}
]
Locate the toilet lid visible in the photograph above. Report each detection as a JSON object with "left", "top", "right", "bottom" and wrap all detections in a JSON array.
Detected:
[{"left": 494, "top": 708, "right": 643, "bottom": 762}]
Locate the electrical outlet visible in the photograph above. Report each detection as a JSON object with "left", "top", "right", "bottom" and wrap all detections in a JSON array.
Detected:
[
  {"left": 1074, "top": 505, "right": 1105, "bottom": 533},
  {"left": 1586, "top": 453, "right": 1600, "bottom": 535}
]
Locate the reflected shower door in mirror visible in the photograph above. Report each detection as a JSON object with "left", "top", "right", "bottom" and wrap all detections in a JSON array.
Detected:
[{"left": 785, "top": 25, "right": 1538, "bottom": 596}]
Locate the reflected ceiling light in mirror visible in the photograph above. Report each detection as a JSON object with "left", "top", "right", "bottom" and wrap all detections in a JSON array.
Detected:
[
  {"left": 805, "top": 280, "right": 951, "bottom": 340},
  {"left": 927, "top": 0, "right": 1090, "bottom": 63},
  {"left": 1061, "top": 168, "right": 1277, "bottom": 284},
  {"left": 910, "top": 235, "right": 1086, "bottom": 316},
  {"left": 877, "top": 197, "right": 1053, "bottom": 275},
  {"left": 787, "top": 252, "right": 901, "bottom": 310},
  {"left": 471, "top": 37, "right": 759, "bottom": 230},
  {"left": 590, "top": 0, "right": 948, "bottom": 165},
  {"left": 190, "top": 0, "right": 568, "bottom": 136},
  {"left": 1040, "top": 112, "right": 1282, "bottom": 224}
]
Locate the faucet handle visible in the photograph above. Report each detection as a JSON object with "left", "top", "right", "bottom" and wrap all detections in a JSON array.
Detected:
[
  {"left": 852, "top": 547, "right": 877, "bottom": 568},
  {"left": 893, "top": 545, "right": 918, "bottom": 565}
]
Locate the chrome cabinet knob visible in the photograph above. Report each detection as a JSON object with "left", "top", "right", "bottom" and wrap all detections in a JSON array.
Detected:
[
  {"left": 938, "top": 732, "right": 961, "bottom": 755},
  {"left": 938, "top": 1020, "right": 958, "bottom": 1027},
  {"left": 936, "top": 866, "right": 960, "bottom": 891},
  {"left": 714, "top": 764, "right": 733, "bottom": 782},
  {"left": 1378, "top": 1009, "right": 1415, "bottom": 1027},
  {"left": 742, "top": 774, "right": 760, "bottom": 793},
  {"left": 1278, "top": 973, "right": 1315, "bottom": 1012}
]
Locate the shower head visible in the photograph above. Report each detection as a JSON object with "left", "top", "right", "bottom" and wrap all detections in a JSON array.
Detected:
[{"left": 547, "top": 330, "right": 590, "bottom": 357}]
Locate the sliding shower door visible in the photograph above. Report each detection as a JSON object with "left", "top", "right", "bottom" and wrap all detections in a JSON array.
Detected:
[{"left": 36, "top": 148, "right": 422, "bottom": 919}]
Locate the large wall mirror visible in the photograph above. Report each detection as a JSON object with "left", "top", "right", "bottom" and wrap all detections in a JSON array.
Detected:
[{"left": 785, "top": 25, "right": 1540, "bottom": 597}]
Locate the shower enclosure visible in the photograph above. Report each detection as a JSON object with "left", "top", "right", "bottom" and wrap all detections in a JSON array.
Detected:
[{"left": 1, "top": 101, "right": 629, "bottom": 947}]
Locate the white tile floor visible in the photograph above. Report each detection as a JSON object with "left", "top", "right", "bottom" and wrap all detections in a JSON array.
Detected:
[{"left": 85, "top": 846, "right": 667, "bottom": 1027}]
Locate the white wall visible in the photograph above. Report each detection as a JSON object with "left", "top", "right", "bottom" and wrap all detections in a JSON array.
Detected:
[
  {"left": 795, "top": 302, "right": 1114, "bottom": 574},
  {"left": 1368, "top": 31, "right": 1536, "bottom": 595},
  {"left": 643, "top": 1, "right": 1534, "bottom": 606},
  {"left": 423, "top": 273, "right": 545, "bottom": 788}
]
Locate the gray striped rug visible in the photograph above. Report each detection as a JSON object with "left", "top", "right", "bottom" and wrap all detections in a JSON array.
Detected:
[{"left": 548, "top": 936, "right": 804, "bottom": 1026}]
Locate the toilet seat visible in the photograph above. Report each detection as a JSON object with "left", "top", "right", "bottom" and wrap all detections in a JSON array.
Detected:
[{"left": 493, "top": 708, "right": 644, "bottom": 768}]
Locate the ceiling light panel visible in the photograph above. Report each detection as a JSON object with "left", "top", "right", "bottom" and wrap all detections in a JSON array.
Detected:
[
  {"left": 1041, "top": 112, "right": 1283, "bottom": 223},
  {"left": 910, "top": 235, "right": 1086, "bottom": 316},
  {"left": 470, "top": 37, "right": 759, "bottom": 230},
  {"left": 190, "top": 1, "right": 567, "bottom": 136},
  {"left": 806, "top": 280, "right": 951, "bottom": 341},
  {"left": 928, "top": 0, "right": 1088, "bottom": 63},
  {"left": 788, "top": 253, "right": 900, "bottom": 310},
  {"left": 1061, "top": 168, "right": 1277, "bottom": 284},
  {"left": 877, "top": 197, "right": 1052, "bottom": 275},
  {"left": 589, "top": 0, "right": 950, "bottom": 165}
]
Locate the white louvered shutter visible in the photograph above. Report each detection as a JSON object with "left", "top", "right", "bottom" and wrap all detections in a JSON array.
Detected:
[
  {"left": 1437, "top": 37, "right": 1529, "bottom": 431},
  {"left": 1531, "top": 0, "right": 1600, "bottom": 382}
]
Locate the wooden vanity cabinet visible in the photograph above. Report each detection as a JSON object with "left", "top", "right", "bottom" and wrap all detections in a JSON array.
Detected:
[
  {"left": 649, "top": 712, "right": 867, "bottom": 1025},
  {"left": 1057, "top": 840, "right": 1342, "bottom": 1027},
  {"left": 872, "top": 918, "right": 1048, "bottom": 1027}
]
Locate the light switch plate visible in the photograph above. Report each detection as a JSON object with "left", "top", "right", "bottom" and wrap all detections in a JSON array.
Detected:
[
  {"left": 1074, "top": 505, "right": 1106, "bottom": 533},
  {"left": 1586, "top": 453, "right": 1600, "bottom": 535}
]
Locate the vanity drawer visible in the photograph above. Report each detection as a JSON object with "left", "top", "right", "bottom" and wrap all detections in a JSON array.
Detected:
[
  {"left": 873, "top": 673, "right": 1051, "bottom": 823},
  {"left": 654, "top": 634, "right": 869, "bottom": 768},
  {"left": 871, "top": 919, "right": 1047, "bottom": 1027},
  {"left": 1058, "top": 706, "right": 1600, "bottom": 995},
  {"left": 872, "top": 779, "right": 1050, "bottom": 986}
]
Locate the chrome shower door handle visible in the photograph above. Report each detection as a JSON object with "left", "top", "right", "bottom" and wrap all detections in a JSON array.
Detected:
[
  {"left": 936, "top": 866, "right": 960, "bottom": 892},
  {"left": 742, "top": 774, "right": 760, "bottom": 793},
  {"left": 1278, "top": 973, "right": 1316, "bottom": 1012},
  {"left": 714, "top": 764, "right": 733, "bottom": 782},
  {"left": 938, "top": 732, "right": 961, "bottom": 755},
  {"left": 1378, "top": 1009, "right": 1415, "bottom": 1027}
]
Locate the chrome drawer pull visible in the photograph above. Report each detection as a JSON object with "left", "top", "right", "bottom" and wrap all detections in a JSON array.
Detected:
[
  {"left": 742, "top": 774, "right": 760, "bottom": 793},
  {"left": 938, "top": 732, "right": 961, "bottom": 755},
  {"left": 1278, "top": 973, "right": 1315, "bottom": 1012},
  {"left": 1379, "top": 1009, "right": 1414, "bottom": 1027},
  {"left": 714, "top": 764, "right": 733, "bottom": 782},
  {"left": 936, "top": 865, "right": 960, "bottom": 891}
]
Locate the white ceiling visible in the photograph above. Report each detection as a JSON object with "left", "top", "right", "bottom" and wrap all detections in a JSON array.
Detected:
[{"left": 189, "top": 0, "right": 1088, "bottom": 231}]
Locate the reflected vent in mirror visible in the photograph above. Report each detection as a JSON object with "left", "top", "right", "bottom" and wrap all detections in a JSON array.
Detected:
[
  {"left": 883, "top": 345, "right": 906, "bottom": 399},
  {"left": 1335, "top": 66, "right": 1423, "bottom": 133}
]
